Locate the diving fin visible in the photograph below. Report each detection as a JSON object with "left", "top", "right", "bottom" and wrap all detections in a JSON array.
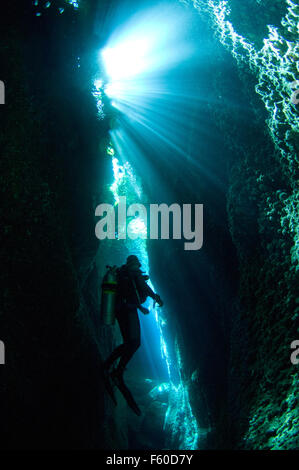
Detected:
[{"left": 111, "top": 371, "right": 141, "bottom": 416}]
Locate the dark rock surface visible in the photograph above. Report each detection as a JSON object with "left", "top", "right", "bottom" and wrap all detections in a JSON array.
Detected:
[
  {"left": 0, "top": 0, "right": 112, "bottom": 449},
  {"left": 0, "top": 0, "right": 298, "bottom": 450}
]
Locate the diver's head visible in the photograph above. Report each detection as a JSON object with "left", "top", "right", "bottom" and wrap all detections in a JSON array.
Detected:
[{"left": 126, "top": 255, "right": 141, "bottom": 269}]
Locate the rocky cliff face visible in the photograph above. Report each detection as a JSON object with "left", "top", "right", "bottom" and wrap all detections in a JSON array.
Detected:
[
  {"left": 0, "top": 0, "right": 298, "bottom": 450},
  {"left": 146, "top": 0, "right": 298, "bottom": 449},
  {"left": 175, "top": 0, "right": 299, "bottom": 449},
  {"left": 0, "top": 0, "right": 111, "bottom": 449}
]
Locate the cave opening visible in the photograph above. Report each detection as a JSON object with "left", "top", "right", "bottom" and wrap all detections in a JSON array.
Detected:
[
  {"left": 93, "top": 0, "right": 238, "bottom": 450},
  {"left": 0, "top": 0, "right": 298, "bottom": 452}
]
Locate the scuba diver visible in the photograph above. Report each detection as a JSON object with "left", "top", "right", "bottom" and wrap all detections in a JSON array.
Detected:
[{"left": 103, "top": 255, "right": 163, "bottom": 408}]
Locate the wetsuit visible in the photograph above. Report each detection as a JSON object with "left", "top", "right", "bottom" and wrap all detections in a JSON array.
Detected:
[{"left": 104, "top": 265, "right": 156, "bottom": 372}]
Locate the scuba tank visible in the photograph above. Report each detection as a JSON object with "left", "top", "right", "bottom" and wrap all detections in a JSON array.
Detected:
[{"left": 101, "top": 265, "right": 118, "bottom": 325}]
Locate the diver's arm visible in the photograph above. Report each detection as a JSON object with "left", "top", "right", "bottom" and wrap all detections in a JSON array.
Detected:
[
  {"left": 136, "top": 273, "right": 163, "bottom": 306},
  {"left": 143, "top": 282, "right": 156, "bottom": 299},
  {"left": 153, "top": 293, "right": 163, "bottom": 307},
  {"left": 147, "top": 287, "right": 163, "bottom": 306}
]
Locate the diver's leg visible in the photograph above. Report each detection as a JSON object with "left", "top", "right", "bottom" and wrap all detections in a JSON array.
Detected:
[
  {"left": 117, "top": 308, "right": 141, "bottom": 373},
  {"left": 103, "top": 309, "right": 129, "bottom": 370},
  {"left": 111, "top": 309, "right": 142, "bottom": 416},
  {"left": 103, "top": 343, "right": 125, "bottom": 370}
]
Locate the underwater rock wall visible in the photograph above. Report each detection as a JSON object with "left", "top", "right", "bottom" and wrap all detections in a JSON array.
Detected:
[
  {"left": 0, "top": 0, "right": 115, "bottom": 449},
  {"left": 187, "top": 0, "right": 299, "bottom": 449},
  {"left": 0, "top": 0, "right": 297, "bottom": 451}
]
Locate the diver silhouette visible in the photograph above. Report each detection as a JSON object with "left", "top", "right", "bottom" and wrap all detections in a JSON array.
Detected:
[{"left": 103, "top": 255, "right": 163, "bottom": 384}]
